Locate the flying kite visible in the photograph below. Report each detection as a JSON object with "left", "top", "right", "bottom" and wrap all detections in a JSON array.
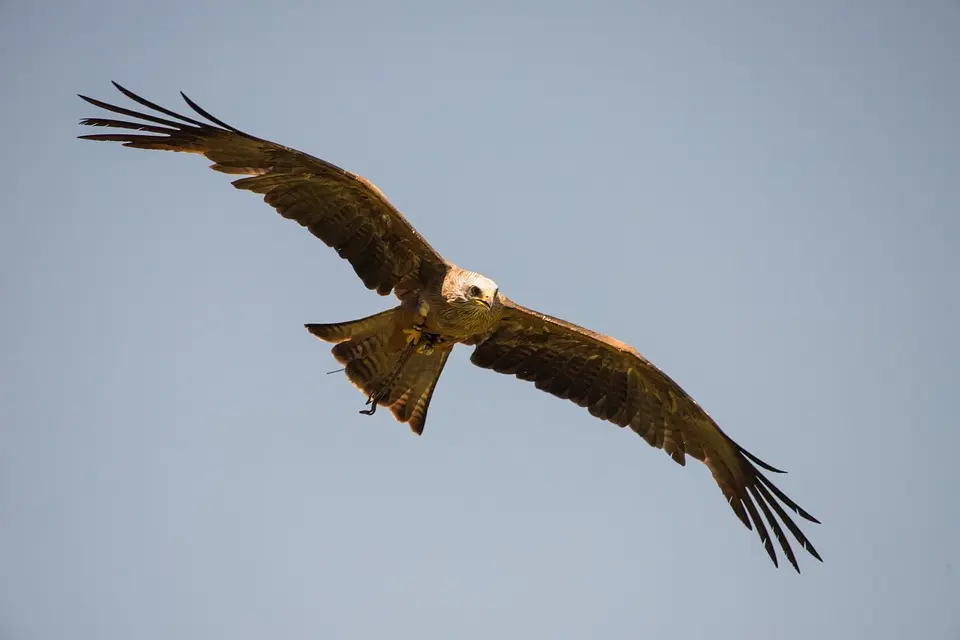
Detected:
[{"left": 78, "top": 82, "right": 822, "bottom": 572}]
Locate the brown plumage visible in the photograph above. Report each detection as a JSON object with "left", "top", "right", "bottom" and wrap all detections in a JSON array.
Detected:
[
  {"left": 305, "top": 308, "right": 452, "bottom": 435},
  {"left": 78, "top": 82, "right": 822, "bottom": 573}
]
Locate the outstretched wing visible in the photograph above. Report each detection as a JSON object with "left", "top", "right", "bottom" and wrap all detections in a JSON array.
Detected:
[
  {"left": 78, "top": 82, "right": 449, "bottom": 298},
  {"left": 471, "top": 298, "right": 822, "bottom": 572}
]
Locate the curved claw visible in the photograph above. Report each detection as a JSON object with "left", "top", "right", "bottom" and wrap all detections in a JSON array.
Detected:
[
  {"left": 403, "top": 327, "right": 423, "bottom": 346},
  {"left": 360, "top": 395, "right": 379, "bottom": 416}
]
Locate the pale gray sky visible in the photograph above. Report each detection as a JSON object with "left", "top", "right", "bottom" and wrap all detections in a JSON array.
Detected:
[{"left": 2, "top": 1, "right": 959, "bottom": 638}]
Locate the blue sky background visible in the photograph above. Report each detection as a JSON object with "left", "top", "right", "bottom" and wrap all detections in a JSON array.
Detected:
[{"left": 2, "top": 1, "right": 959, "bottom": 638}]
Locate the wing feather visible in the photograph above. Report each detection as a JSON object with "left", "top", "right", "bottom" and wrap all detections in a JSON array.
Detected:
[
  {"left": 471, "top": 298, "right": 822, "bottom": 572},
  {"left": 78, "top": 82, "right": 449, "bottom": 299}
]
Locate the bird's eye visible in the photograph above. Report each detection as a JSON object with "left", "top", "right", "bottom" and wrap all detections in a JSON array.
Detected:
[{"left": 468, "top": 285, "right": 482, "bottom": 297}]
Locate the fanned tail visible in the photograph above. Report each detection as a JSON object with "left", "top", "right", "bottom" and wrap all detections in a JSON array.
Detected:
[{"left": 306, "top": 309, "right": 451, "bottom": 434}]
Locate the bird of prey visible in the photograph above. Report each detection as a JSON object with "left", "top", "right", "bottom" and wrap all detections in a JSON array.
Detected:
[{"left": 78, "top": 82, "right": 822, "bottom": 572}]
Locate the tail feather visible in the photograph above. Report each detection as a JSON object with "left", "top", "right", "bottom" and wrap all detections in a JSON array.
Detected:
[
  {"left": 305, "top": 308, "right": 396, "bottom": 343},
  {"left": 379, "top": 347, "right": 450, "bottom": 410},
  {"left": 306, "top": 308, "right": 450, "bottom": 434},
  {"left": 390, "top": 350, "right": 451, "bottom": 434},
  {"left": 332, "top": 333, "right": 392, "bottom": 365},
  {"left": 343, "top": 351, "right": 396, "bottom": 395}
]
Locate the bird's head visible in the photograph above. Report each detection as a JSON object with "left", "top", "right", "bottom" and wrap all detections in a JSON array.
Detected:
[{"left": 447, "top": 271, "right": 500, "bottom": 312}]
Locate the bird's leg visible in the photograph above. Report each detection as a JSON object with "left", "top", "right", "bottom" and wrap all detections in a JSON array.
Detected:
[
  {"left": 417, "top": 332, "right": 441, "bottom": 356},
  {"left": 403, "top": 325, "right": 424, "bottom": 347},
  {"left": 403, "top": 320, "right": 440, "bottom": 355},
  {"left": 402, "top": 300, "right": 435, "bottom": 354}
]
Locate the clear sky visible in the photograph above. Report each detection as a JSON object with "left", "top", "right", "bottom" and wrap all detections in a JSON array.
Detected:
[{"left": 2, "top": 1, "right": 959, "bottom": 638}]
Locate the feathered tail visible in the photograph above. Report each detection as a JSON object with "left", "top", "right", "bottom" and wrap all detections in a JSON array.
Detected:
[{"left": 306, "top": 308, "right": 450, "bottom": 434}]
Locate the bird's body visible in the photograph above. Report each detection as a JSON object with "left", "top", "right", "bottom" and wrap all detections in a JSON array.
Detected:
[
  {"left": 311, "top": 267, "right": 504, "bottom": 421},
  {"left": 78, "top": 83, "right": 823, "bottom": 572}
]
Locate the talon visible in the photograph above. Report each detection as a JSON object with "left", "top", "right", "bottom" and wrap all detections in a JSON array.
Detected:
[
  {"left": 403, "top": 326, "right": 423, "bottom": 346},
  {"left": 416, "top": 333, "right": 443, "bottom": 355},
  {"left": 359, "top": 395, "right": 378, "bottom": 416}
]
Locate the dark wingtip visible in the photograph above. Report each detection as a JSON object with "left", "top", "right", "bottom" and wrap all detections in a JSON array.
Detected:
[
  {"left": 765, "top": 541, "right": 779, "bottom": 568},
  {"left": 180, "top": 90, "right": 245, "bottom": 134},
  {"left": 790, "top": 525, "right": 825, "bottom": 570},
  {"left": 802, "top": 538, "right": 824, "bottom": 563},
  {"left": 739, "top": 446, "right": 788, "bottom": 474},
  {"left": 110, "top": 81, "right": 141, "bottom": 102}
]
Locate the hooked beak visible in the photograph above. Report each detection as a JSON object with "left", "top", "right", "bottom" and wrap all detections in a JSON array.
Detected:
[{"left": 473, "top": 297, "right": 492, "bottom": 310}]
